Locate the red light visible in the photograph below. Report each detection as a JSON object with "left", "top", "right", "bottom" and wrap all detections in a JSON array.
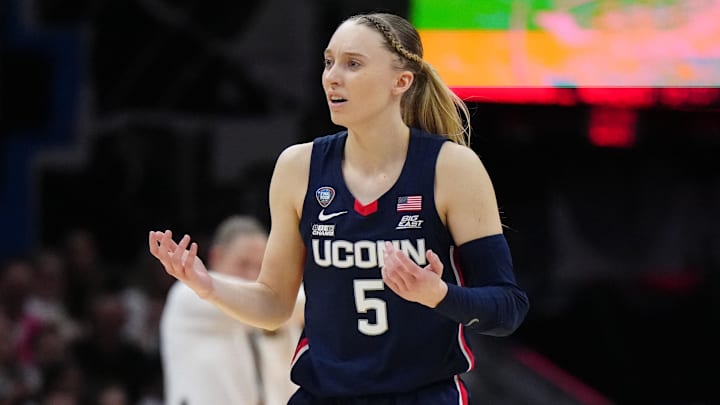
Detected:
[
  {"left": 451, "top": 87, "right": 577, "bottom": 105},
  {"left": 452, "top": 87, "right": 720, "bottom": 108},
  {"left": 588, "top": 108, "right": 637, "bottom": 148},
  {"left": 577, "top": 88, "right": 655, "bottom": 108}
]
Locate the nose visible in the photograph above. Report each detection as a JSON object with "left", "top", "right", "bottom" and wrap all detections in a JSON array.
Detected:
[{"left": 323, "top": 63, "right": 340, "bottom": 87}]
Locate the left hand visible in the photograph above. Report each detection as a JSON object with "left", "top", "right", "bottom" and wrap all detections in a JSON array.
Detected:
[{"left": 381, "top": 242, "right": 448, "bottom": 308}]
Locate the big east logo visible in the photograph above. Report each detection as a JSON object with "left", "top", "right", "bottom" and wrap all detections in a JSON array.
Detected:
[{"left": 396, "top": 215, "right": 423, "bottom": 230}]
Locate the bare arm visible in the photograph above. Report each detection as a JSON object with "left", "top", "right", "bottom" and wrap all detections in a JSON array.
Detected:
[
  {"left": 150, "top": 143, "right": 311, "bottom": 330},
  {"left": 435, "top": 142, "right": 503, "bottom": 244},
  {"left": 207, "top": 142, "right": 310, "bottom": 329}
]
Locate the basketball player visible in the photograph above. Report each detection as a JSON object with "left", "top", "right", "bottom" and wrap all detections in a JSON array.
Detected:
[{"left": 149, "top": 12, "right": 529, "bottom": 404}]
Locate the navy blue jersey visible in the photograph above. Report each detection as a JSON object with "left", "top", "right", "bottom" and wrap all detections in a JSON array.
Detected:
[{"left": 291, "top": 128, "right": 475, "bottom": 397}]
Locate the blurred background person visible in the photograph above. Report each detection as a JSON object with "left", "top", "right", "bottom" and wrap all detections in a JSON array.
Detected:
[
  {"left": 160, "top": 215, "right": 304, "bottom": 405},
  {"left": 69, "top": 291, "right": 152, "bottom": 404}
]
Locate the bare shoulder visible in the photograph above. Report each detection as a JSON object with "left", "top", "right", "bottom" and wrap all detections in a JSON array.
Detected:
[
  {"left": 270, "top": 142, "right": 313, "bottom": 216},
  {"left": 275, "top": 142, "right": 313, "bottom": 171},
  {"left": 436, "top": 141, "right": 489, "bottom": 180},
  {"left": 436, "top": 141, "right": 502, "bottom": 243},
  {"left": 273, "top": 142, "right": 313, "bottom": 182}
]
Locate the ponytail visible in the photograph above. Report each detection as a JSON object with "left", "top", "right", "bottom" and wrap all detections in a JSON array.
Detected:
[
  {"left": 404, "top": 61, "right": 471, "bottom": 146},
  {"left": 351, "top": 13, "right": 472, "bottom": 146}
]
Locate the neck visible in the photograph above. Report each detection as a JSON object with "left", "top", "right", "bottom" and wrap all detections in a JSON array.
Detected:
[{"left": 345, "top": 120, "right": 410, "bottom": 173}]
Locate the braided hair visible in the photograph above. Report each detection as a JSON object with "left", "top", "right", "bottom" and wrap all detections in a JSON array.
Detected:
[{"left": 348, "top": 12, "right": 471, "bottom": 146}]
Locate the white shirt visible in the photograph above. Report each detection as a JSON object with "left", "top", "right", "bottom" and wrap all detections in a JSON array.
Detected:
[{"left": 160, "top": 273, "right": 301, "bottom": 405}]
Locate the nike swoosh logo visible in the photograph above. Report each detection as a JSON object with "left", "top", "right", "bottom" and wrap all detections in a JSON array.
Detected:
[
  {"left": 318, "top": 209, "right": 348, "bottom": 221},
  {"left": 465, "top": 318, "right": 479, "bottom": 327}
]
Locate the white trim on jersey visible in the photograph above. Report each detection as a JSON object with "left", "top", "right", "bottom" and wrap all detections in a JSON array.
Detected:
[
  {"left": 449, "top": 245, "right": 464, "bottom": 286},
  {"left": 291, "top": 339, "right": 310, "bottom": 369},
  {"left": 449, "top": 246, "right": 475, "bottom": 372},
  {"left": 453, "top": 375, "right": 469, "bottom": 405}
]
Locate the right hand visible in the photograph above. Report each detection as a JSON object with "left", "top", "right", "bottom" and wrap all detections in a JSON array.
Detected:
[{"left": 148, "top": 230, "right": 214, "bottom": 298}]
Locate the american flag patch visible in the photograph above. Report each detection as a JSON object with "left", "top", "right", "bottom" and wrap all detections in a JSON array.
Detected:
[{"left": 396, "top": 195, "right": 422, "bottom": 212}]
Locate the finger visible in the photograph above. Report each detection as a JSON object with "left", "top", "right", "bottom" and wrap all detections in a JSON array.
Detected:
[
  {"left": 184, "top": 241, "right": 198, "bottom": 270},
  {"left": 159, "top": 231, "right": 177, "bottom": 258},
  {"left": 177, "top": 234, "right": 190, "bottom": 252},
  {"left": 424, "top": 249, "right": 444, "bottom": 276},
  {"left": 148, "top": 231, "right": 159, "bottom": 257},
  {"left": 388, "top": 249, "right": 419, "bottom": 278},
  {"left": 164, "top": 233, "right": 179, "bottom": 252},
  {"left": 383, "top": 243, "right": 416, "bottom": 289},
  {"left": 161, "top": 232, "right": 179, "bottom": 266},
  {"left": 381, "top": 266, "right": 403, "bottom": 292},
  {"left": 173, "top": 235, "right": 191, "bottom": 270},
  {"left": 383, "top": 262, "right": 411, "bottom": 292},
  {"left": 161, "top": 230, "right": 180, "bottom": 253},
  {"left": 381, "top": 265, "right": 389, "bottom": 283},
  {"left": 156, "top": 232, "right": 175, "bottom": 263},
  {"left": 382, "top": 244, "right": 397, "bottom": 270},
  {"left": 383, "top": 241, "right": 402, "bottom": 258}
]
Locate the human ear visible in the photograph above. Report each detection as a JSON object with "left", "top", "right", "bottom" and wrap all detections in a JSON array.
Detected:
[{"left": 392, "top": 71, "right": 414, "bottom": 95}]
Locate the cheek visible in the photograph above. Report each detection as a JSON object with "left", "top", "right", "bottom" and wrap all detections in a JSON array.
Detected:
[
  {"left": 352, "top": 74, "right": 384, "bottom": 96},
  {"left": 360, "top": 83, "right": 392, "bottom": 106}
]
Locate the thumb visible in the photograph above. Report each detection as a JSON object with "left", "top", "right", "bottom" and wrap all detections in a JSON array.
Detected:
[{"left": 424, "top": 249, "right": 443, "bottom": 276}]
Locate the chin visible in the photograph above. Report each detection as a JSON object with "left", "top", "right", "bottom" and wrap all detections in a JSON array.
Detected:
[{"left": 329, "top": 114, "right": 349, "bottom": 128}]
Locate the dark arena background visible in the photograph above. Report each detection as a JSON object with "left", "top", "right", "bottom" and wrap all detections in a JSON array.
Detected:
[{"left": 2, "top": 0, "right": 719, "bottom": 404}]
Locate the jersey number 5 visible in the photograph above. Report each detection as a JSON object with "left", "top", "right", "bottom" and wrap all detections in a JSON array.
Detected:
[{"left": 353, "top": 279, "right": 388, "bottom": 336}]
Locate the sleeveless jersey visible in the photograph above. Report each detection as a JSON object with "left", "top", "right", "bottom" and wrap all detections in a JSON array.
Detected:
[{"left": 292, "top": 128, "right": 475, "bottom": 397}]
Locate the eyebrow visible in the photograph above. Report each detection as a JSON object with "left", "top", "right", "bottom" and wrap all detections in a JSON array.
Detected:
[{"left": 323, "top": 49, "right": 368, "bottom": 59}]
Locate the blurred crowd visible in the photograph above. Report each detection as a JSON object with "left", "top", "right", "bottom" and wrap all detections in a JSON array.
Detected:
[{"left": 1, "top": 228, "right": 174, "bottom": 405}]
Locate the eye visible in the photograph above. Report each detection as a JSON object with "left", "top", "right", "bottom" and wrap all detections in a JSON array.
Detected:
[
  {"left": 348, "top": 60, "right": 361, "bottom": 68},
  {"left": 323, "top": 58, "right": 333, "bottom": 69}
]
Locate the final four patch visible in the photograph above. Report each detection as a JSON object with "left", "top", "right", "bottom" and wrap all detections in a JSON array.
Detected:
[{"left": 316, "top": 186, "right": 336, "bottom": 208}]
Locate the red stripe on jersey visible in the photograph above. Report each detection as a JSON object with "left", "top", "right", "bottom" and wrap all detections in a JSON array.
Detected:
[
  {"left": 454, "top": 375, "right": 470, "bottom": 405},
  {"left": 291, "top": 337, "right": 309, "bottom": 367},
  {"left": 458, "top": 324, "right": 475, "bottom": 372},
  {"left": 354, "top": 199, "right": 378, "bottom": 216},
  {"left": 450, "top": 246, "right": 466, "bottom": 286},
  {"left": 450, "top": 247, "right": 475, "bottom": 371}
]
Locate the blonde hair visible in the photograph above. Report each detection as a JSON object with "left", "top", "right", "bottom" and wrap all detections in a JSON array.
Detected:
[
  {"left": 211, "top": 215, "right": 267, "bottom": 247},
  {"left": 348, "top": 12, "right": 472, "bottom": 146}
]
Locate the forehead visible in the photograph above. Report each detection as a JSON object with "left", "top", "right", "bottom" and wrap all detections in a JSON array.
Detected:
[
  {"left": 225, "top": 234, "right": 266, "bottom": 255},
  {"left": 325, "top": 20, "right": 387, "bottom": 55}
]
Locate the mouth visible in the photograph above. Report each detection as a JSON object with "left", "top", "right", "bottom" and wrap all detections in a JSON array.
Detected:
[{"left": 328, "top": 95, "right": 347, "bottom": 105}]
